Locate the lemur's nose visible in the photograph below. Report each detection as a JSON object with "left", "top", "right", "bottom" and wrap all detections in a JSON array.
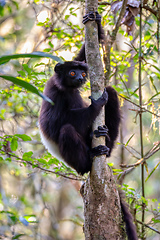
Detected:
[{"left": 78, "top": 76, "right": 83, "bottom": 83}]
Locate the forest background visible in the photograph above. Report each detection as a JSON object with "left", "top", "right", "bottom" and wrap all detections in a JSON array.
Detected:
[{"left": 0, "top": 0, "right": 160, "bottom": 239}]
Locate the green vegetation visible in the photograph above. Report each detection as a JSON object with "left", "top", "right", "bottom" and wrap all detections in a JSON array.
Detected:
[{"left": 0, "top": 0, "right": 159, "bottom": 239}]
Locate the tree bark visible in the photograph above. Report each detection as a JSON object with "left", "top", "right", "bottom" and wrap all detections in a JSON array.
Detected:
[{"left": 80, "top": 0, "right": 124, "bottom": 239}]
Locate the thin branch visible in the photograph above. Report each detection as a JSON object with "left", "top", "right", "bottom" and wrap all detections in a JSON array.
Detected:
[
  {"left": 143, "top": 5, "right": 160, "bottom": 21},
  {"left": 98, "top": 1, "right": 111, "bottom": 5},
  {"left": 0, "top": 13, "right": 17, "bottom": 25},
  {"left": 98, "top": 1, "right": 160, "bottom": 21},
  {"left": 120, "top": 142, "right": 160, "bottom": 168},
  {"left": 118, "top": 166, "right": 136, "bottom": 181},
  {"left": 121, "top": 144, "right": 141, "bottom": 160},
  {"left": 119, "top": 94, "right": 160, "bottom": 118},
  {"left": 119, "top": 142, "right": 160, "bottom": 182},
  {"left": 0, "top": 150, "right": 85, "bottom": 181},
  {"left": 59, "top": 218, "right": 83, "bottom": 227},
  {"left": 137, "top": 220, "right": 160, "bottom": 234},
  {"left": 111, "top": 0, "right": 128, "bottom": 45}
]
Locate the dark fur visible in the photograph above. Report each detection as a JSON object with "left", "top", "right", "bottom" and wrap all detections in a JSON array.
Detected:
[
  {"left": 119, "top": 191, "right": 138, "bottom": 240},
  {"left": 39, "top": 12, "right": 137, "bottom": 239},
  {"left": 39, "top": 14, "right": 120, "bottom": 174},
  {"left": 39, "top": 61, "right": 119, "bottom": 175}
]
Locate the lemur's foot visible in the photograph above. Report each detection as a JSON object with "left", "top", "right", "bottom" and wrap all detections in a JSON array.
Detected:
[
  {"left": 82, "top": 11, "right": 101, "bottom": 24},
  {"left": 94, "top": 125, "right": 110, "bottom": 141},
  {"left": 90, "top": 145, "right": 110, "bottom": 158}
]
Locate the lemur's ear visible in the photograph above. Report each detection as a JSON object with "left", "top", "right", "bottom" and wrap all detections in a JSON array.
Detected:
[{"left": 54, "top": 63, "right": 62, "bottom": 73}]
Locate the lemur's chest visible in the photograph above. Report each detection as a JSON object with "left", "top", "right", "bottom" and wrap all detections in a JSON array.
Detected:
[{"left": 39, "top": 128, "right": 64, "bottom": 162}]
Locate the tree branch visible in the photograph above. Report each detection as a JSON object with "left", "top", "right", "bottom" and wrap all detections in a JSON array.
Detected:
[
  {"left": 111, "top": 0, "right": 128, "bottom": 45},
  {"left": 119, "top": 94, "right": 160, "bottom": 118},
  {"left": 143, "top": 5, "right": 160, "bottom": 21},
  {"left": 81, "top": 0, "right": 123, "bottom": 239},
  {"left": 120, "top": 142, "right": 160, "bottom": 168},
  {"left": 0, "top": 149, "right": 84, "bottom": 181},
  {"left": 137, "top": 220, "right": 160, "bottom": 234}
]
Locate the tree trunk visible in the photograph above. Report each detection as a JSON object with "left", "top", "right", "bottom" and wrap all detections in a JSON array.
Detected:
[{"left": 80, "top": 0, "right": 124, "bottom": 239}]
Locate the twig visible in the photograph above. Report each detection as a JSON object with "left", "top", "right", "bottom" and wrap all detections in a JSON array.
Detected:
[
  {"left": 98, "top": 1, "right": 111, "bottom": 5},
  {"left": 120, "top": 142, "right": 160, "bottom": 168},
  {"left": 118, "top": 166, "right": 136, "bottom": 181},
  {"left": 111, "top": 0, "right": 128, "bottom": 44},
  {"left": 0, "top": 13, "right": 17, "bottom": 25},
  {"left": 137, "top": 220, "right": 160, "bottom": 234},
  {"left": 119, "top": 94, "right": 160, "bottom": 118},
  {"left": 143, "top": 5, "right": 160, "bottom": 21},
  {"left": 0, "top": 149, "right": 85, "bottom": 181}
]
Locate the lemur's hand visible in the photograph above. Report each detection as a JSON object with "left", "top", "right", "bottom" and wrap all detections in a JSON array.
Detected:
[
  {"left": 89, "top": 88, "right": 108, "bottom": 106},
  {"left": 82, "top": 11, "right": 101, "bottom": 24},
  {"left": 94, "top": 125, "right": 110, "bottom": 141}
]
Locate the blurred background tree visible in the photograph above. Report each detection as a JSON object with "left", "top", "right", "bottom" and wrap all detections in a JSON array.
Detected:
[{"left": 0, "top": 0, "right": 159, "bottom": 239}]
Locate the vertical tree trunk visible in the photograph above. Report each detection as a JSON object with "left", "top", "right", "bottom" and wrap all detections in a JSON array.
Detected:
[{"left": 80, "top": 0, "right": 125, "bottom": 239}]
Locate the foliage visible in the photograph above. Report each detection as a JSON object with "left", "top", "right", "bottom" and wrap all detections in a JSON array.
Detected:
[{"left": 0, "top": 0, "right": 159, "bottom": 239}]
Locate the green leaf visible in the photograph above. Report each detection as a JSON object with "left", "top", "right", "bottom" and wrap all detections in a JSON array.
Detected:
[
  {"left": 145, "top": 161, "right": 160, "bottom": 182},
  {"left": 125, "top": 134, "right": 135, "bottom": 146},
  {"left": 0, "top": 75, "right": 54, "bottom": 105},
  {"left": 151, "top": 64, "right": 160, "bottom": 72},
  {"left": 113, "top": 168, "right": 122, "bottom": 172},
  {"left": 152, "top": 218, "right": 160, "bottom": 223},
  {"left": 15, "top": 134, "right": 31, "bottom": 141},
  {"left": 22, "top": 64, "right": 31, "bottom": 74},
  {"left": 128, "top": 188, "right": 135, "bottom": 192},
  {"left": 123, "top": 184, "right": 129, "bottom": 188},
  {"left": 17, "top": 70, "right": 26, "bottom": 77},
  {"left": 12, "top": 234, "right": 26, "bottom": 239},
  {"left": 0, "top": 51, "right": 63, "bottom": 65},
  {"left": 0, "top": 109, "right": 6, "bottom": 120},
  {"left": 48, "top": 41, "right": 54, "bottom": 48},
  {"left": 24, "top": 215, "right": 37, "bottom": 223},
  {"left": 65, "top": 15, "right": 70, "bottom": 20},
  {"left": 48, "top": 158, "right": 59, "bottom": 165},
  {"left": 11, "top": 137, "right": 18, "bottom": 151},
  {"left": 37, "top": 22, "right": 45, "bottom": 26},
  {"left": 148, "top": 92, "right": 160, "bottom": 102},
  {"left": 38, "top": 158, "right": 47, "bottom": 164},
  {"left": 149, "top": 76, "right": 158, "bottom": 93},
  {"left": 23, "top": 151, "right": 33, "bottom": 159},
  {"left": 107, "top": 162, "right": 114, "bottom": 167},
  {"left": 152, "top": 199, "right": 157, "bottom": 202},
  {"left": 141, "top": 196, "right": 148, "bottom": 205}
]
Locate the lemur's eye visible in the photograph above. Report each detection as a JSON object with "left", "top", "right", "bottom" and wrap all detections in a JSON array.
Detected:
[
  {"left": 82, "top": 72, "right": 86, "bottom": 77},
  {"left": 70, "top": 71, "right": 76, "bottom": 76}
]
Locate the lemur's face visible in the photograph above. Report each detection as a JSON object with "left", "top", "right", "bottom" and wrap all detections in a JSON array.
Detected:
[
  {"left": 54, "top": 62, "right": 88, "bottom": 89},
  {"left": 65, "top": 68, "right": 87, "bottom": 88}
]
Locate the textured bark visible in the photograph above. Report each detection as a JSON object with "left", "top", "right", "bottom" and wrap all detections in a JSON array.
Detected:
[{"left": 80, "top": 0, "right": 124, "bottom": 239}]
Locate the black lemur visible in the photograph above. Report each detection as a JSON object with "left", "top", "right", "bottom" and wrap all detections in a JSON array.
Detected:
[
  {"left": 39, "top": 11, "right": 138, "bottom": 240},
  {"left": 39, "top": 12, "right": 120, "bottom": 175}
]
